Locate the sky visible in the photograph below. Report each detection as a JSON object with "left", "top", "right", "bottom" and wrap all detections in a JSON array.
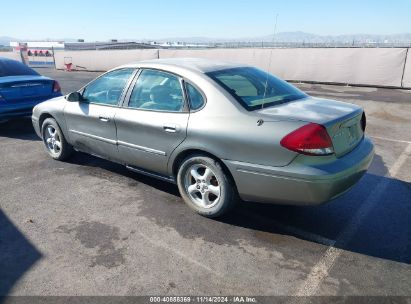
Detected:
[{"left": 1, "top": 0, "right": 410, "bottom": 40}]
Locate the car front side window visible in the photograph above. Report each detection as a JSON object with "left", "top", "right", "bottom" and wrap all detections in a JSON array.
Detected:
[
  {"left": 128, "top": 69, "right": 184, "bottom": 112},
  {"left": 82, "top": 68, "right": 135, "bottom": 106}
]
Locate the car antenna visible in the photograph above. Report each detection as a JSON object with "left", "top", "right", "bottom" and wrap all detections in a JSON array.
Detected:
[{"left": 262, "top": 13, "right": 279, "bottom": 110}]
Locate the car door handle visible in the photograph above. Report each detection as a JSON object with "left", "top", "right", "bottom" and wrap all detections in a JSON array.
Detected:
[
  {"left": 163, "top": 124, "right": 178, "bottom": 133},
  {"left": 99, "top": 115, "right": 110, "bottom": 122}
]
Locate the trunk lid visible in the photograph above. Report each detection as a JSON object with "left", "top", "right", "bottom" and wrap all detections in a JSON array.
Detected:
[
  {"left": 257, "top": 97, "right": 364, "bottom": 157},
  {"left": 0, "top": 76, "right": 54, "bottom": 104}
]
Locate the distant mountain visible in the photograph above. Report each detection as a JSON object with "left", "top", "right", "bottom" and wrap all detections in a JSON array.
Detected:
[
  {"left": 0, "top": 36, "right": 18, "bottom": 46},
  {"left": 153, "top": 32, "right": 411, "bottom": 44},
  {"left": 267, "top": 32, "right": 411, "bottom": 44},
  {"left": 2, "top": 32, "right": 411, "bottom": 45}
]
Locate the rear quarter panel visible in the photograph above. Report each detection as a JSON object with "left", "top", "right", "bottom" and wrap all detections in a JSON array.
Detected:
[{"left": 180, "top": 112, "right": 303, "bottom": 166}]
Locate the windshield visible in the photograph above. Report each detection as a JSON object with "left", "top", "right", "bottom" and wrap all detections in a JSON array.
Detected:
[
  {"left": 0, "top": 59, "right": 39, "bottom": 77},
  {"left": 207, "top": 67, "right": 307, "bottom": 111}
]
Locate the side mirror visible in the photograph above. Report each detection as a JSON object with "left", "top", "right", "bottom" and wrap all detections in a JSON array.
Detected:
[{"left": 66, "top": 92, "right": 83, "bottom": 102}]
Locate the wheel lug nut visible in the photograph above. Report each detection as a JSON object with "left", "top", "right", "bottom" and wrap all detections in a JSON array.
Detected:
[{"left": 197, "top": 185, "right": 200, "bottom": 189}]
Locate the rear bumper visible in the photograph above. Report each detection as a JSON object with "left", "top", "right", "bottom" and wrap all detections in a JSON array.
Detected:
[
  {"left": 0, "top": 108, "right": 33, "bottom": 120},
  {"left": 0, "top": 94, "right": 61, "bottom": 120},
  {"left": 223, "top": 137, "right": 374, "bottom": 205}
]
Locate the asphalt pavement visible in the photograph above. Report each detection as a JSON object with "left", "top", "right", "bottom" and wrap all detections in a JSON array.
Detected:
[{"left": 0, "top": 68, "right": 410, "bottom": 297}]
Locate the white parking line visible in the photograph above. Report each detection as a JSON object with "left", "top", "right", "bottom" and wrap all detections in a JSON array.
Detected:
[
  {"left": 371, "top": 136, "right": 411, "bottom": 144},
  {"left": 295, "top": 142, "right": 411, "bottom": 296},
  {"left": 388, "top": 143, "right": 411, "bottom": 177}
]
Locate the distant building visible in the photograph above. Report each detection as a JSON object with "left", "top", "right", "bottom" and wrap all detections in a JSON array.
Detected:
[
  {"left": 9, "top": 40, "right": 211, "bottom": 52},
  {"left": 64, "top": 41, "right": 158, "bottom": 50},
  {"left": 149, "top": 41, "right": 210, "bottom": 48},
  {"left": 10, "top": 41, "right": 64, "bottom": 57},
  {"left": 9, "top": 41, "right": 63, "bottom": 66},
  {"left": 11, "top": 41, "right": 64, "bottom": 48}
]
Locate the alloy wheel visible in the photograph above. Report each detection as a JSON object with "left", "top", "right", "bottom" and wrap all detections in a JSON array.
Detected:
[
  {"left": 184, "top": 164, "right": 221, "bottom": 208},
  {"left": 44, "top": 125, "right": 62, "bottom": 155}
]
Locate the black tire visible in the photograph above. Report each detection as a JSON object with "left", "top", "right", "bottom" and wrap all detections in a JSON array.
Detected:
[
  {"left": 177, "top": 154, "right": 237, "bottom": 218},
  {"left": 41, "top": 118, "right": 73, "bottom": 161}
]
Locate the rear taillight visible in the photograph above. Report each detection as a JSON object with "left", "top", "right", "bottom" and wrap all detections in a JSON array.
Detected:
[
  {"left": 361, "top": 112, "right": 366, "bottom": 132},
  {"left": 53, "top": 81, "right": 61, "bottom": 93},
  {"left": 280, "top": 123, "right": 334, "bottom": 156}
]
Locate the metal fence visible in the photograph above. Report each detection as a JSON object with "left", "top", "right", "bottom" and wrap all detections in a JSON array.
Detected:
[{"left": 63, "top": 41, "right": 411, "bottom": 51}]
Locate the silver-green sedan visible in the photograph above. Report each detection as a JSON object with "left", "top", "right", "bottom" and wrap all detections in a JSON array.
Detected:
[{"left": 32, "top": 58, "right": 374, "bottom": 217}]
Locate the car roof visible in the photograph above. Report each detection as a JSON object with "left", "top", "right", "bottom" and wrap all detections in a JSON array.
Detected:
[
  {"left": 0, "top": 57, "right": 18, "bottom": 62},
  {"left": 0, "top": 57, "right": 40, "bottom": 77},
  {"left": 123, "top": 58, "right": 246, "bottom": 73}
]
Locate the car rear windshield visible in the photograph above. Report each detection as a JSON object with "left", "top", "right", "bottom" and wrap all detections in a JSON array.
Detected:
[
  {"left": 0, "top": 59, "right": 39, "bottom": 77},
  {"left": 206, "top": 67, "right": 307, "bottom": 111}
]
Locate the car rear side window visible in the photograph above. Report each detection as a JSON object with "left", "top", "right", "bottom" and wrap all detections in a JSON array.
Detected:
[
  {"left": 128, "top": 69, "right": 184, "bottom": 112},
  {"left": 207, "top": 67, "right": 307, "bottom": 111},
  {"left": 0, "top": 59, "right": 39, "bottom": 77},
  {"left": 186, "top": 83, "right": 205, "bottom": 111},
  {"left": 82, "top": 68, "right": 135, "bottom": 106}
]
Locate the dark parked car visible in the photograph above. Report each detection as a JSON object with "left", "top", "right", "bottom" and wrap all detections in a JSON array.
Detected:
[{"left": 0, "top": 57, "right": 62, "bottom": 121}]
